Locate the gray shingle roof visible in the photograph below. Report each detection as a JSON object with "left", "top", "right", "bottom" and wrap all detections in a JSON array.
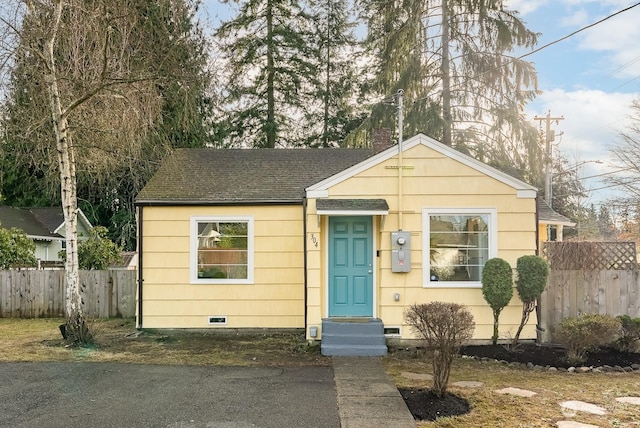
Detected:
[
  {"left": 316, "top": 199, "right": 389, "bottom": 212},
  {"left": 0, "top": 206, "right": 62, "bottom": 238},
  {"left": 136, "top": 148, "right": 374, "bottom": 204},
  {"left": 29, "top": 207, "right": 65, "bottom": 233},
  {"left": 537, "top": 199, "right": 576, "bottom": 226}
]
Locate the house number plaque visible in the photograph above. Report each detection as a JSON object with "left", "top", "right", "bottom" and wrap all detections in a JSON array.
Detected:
[{"left": 310, "top": 233, "right": 318, "bottom": 248}]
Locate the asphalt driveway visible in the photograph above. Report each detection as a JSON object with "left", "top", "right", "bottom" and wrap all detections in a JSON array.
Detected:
[{"left": 0, "top": 362, "right": 340, "bottom": 428}]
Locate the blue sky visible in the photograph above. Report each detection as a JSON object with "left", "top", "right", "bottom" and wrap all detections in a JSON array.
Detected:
[
  {"left": 510, "top": 0, "right": 640, "bottom": 206},
  {"left": 200, "top": 0, "right": 640, "bottom": 206}
]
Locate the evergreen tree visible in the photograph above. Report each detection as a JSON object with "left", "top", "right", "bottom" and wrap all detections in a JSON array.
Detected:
[
  {"left": 549, "top": 154, "right": 587, "bottom": 231},
  {"left": 578, "top": 204, "right": 600, "bottom": 240},
  {"left": 304, "top": 0, "right": 366, "bottom": 147},
  {"left": 357, "top": 0, "right": 542, "bottom": 184},
  {"left": 597, "top": 205, "right": 617, "bottom": 240},
  {"left": 215, "top": 0, "right": 318, "bottom": 148}
]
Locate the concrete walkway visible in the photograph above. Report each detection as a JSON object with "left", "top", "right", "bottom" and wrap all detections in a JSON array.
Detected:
[{"left": 333, "top": 357, "right": 416, "bottom": 428}]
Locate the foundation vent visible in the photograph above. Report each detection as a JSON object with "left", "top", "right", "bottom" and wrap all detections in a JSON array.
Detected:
[
  {"left": 208, "top": 316, "right": 227, "bottom": 325},
  {"left": 384, "top": 327, "right": 401, "bottom": 336}
]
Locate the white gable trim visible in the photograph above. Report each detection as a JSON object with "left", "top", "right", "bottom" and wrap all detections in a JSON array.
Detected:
[
  {"left": 53, "top": 208, "right": 94, "bottom": 235},
  {"left": 517, "top": 189, "right": 537, "bottom": 199},
  {"left": 306, "top": 133, "right": 538, "bottom": 194},
  {"left": 307, "top": 190, "right": 329, "bottom": 199}
]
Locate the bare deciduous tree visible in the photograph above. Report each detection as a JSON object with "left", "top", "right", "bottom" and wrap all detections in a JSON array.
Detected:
[{"left": 0, "top": 0, "right": 207, "bottom": 343}]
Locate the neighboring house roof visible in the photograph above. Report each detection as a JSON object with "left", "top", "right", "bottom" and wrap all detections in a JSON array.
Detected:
[
  {"left": 537, "top": 199, "right": 576, "bottom": 227},
  {"left": 0, "top": 206, "right": 61, "bottom": 239},
  {"left": 135, "top": 148, "right": 374, "bottom": 204},
  {"left": 29, "top": 207, "right": 66, "bottom": 234},
  {"left": 0, "top": 206, "right": 93, "bottom": 240},
  {"left": 110, "top": 251, "right": 138, "bottom": 270}
]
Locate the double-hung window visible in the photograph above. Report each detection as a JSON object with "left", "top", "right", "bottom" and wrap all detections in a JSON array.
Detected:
[
  {"left": 191, "top": 216, "right": 254, "bottom": 284},
  {"left": 423, "top": 208, "right": 496, "bottom": 287}
]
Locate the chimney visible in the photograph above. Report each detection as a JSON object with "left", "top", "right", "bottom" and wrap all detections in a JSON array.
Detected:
[{"left": 373, "top": 128, "right": 394, "bottom": 153}]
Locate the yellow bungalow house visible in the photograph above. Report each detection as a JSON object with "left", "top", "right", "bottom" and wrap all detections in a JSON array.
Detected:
[{"left": 135, "top": 134, "right": 540, "bottom": 356}]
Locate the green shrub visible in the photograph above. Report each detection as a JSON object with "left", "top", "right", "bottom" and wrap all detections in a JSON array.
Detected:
[
  {"left": 513, "top": 255, "right": 549, "bottom": 344},
  {"left": 481, "top": 258, "right": 513, "bottom": 345},
  {"left": 555, "top": 314, "right": 621, "bottom": 365},
  {"left": 59, "top": 226, "right": 121, "bottom": 270},
  {"left": 405, "top": 302, "right": 475, "bottom": 397},
  {"left": 615, "top": 315, "right": 640, "bottom": 352},
  {"left": 0, "top": 226, "right": 36, "bottom": 268}
]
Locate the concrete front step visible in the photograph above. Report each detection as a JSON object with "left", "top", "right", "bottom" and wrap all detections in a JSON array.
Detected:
[
  {"left": 321, "top": 318, "right": 388, "bottom": 356},
  {"left": 321, "top": 333, "right": 386, "bottom": 347}
]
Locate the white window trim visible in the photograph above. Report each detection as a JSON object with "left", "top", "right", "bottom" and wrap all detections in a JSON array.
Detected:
[
  {"left": 190, "top": 216, "right": 254, "bottom": 284},
  {"left": 422, "top": 208, "right": 497, "bottom": 288}
]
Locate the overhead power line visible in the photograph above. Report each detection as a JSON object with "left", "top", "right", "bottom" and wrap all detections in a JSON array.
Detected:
[
  {"left": 405, "top": 2, "right": 640, "bottom": 105},
  {"left": 517, "top": 2, "right": 640, "bottom": 61}
]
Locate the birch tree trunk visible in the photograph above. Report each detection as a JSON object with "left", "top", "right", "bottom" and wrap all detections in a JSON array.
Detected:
[{"left": 42, "top": 0, "right": 91, "bottom": 344}]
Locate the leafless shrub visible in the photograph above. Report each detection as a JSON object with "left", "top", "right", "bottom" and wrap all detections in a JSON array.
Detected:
[{"left": 405, "top": 302, "right": 475, "bottom": 397}]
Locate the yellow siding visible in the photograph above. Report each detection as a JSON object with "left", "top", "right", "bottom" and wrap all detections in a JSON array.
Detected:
[
  {"left": 141, "top": 205, "right": 305, "bottom": 329},
  {"left": 306, "top": 142, "right": 538, "bottom": 341},
  {"left": 144, "top": 315, "right": 303, "bottom": 329},
  {"left": 539, "top": 223, "right": 549, "bottom": 247}
]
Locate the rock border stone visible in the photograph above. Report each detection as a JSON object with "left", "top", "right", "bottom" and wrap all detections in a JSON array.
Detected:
[{"left": 461, "top": 355, "right": 640, "bottom": 374}]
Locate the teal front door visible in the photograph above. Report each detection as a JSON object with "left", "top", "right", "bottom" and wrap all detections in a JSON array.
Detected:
[{"left": 328, "top": 216, "right": 373, "bottom": 317}]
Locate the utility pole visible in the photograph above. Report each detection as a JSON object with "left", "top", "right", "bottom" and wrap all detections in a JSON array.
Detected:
[{"left": 534, "top": 111, "right": 564, "bottom": 205}]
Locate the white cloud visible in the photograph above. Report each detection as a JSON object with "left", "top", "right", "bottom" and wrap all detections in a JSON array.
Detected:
[
  {"left": 533, "top": 89, "right": 634, "bottom": 158},
  {"left": 505, "top": 0, "right": 549, "bottom": 15},
  {"left": 559, "top": 9, "right": 590, "bottom": 27},
  {"left": 526, "top": 89, "right": 638, "bottom": 202},
  {"left": 570, "top": 7, "right": 640, "bottom": 80}
]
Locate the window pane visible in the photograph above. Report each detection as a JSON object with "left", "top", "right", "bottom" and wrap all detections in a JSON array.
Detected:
[
  {"left": 197, "top": 221, "right": 248, "bottom": 279},
  {"left": 429, "top": 214, "right": 489, "bottom": 282}
]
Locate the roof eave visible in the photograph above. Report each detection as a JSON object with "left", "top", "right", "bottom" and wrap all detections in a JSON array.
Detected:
[{"left": 135, "top": 199, "right": 303, "bottom": 207}]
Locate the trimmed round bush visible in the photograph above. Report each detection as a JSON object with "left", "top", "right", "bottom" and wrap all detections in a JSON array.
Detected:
[
  {"left": 481, "top": 257, "right": 513, "bottom": 344},
  {"left": 516, "top": 255, "right": 549, "bottom": 303}
]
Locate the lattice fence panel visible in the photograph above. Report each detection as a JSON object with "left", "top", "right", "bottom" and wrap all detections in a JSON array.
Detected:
[{"left": 542, "top": 241, "right": 637, "bottom": 270}]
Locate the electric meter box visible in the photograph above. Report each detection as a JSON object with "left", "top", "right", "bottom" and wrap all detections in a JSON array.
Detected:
[{"left": 391, "top": 231, "right": 411, "bottom": 272}]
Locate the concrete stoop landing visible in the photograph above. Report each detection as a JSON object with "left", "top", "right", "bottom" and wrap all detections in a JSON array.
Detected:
[{"left": 321, "top": 318, "right": 387, "bottom": 357}]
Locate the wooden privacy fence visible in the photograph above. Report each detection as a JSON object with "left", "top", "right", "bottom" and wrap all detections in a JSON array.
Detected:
[
  {"left": 539, "top": 270, "right": 640, "bottom": 342},
  {"left": 0, "top": 270, "right": 136, "bottom": 318},
  {"left": 539, "top": 241, "right": 640, "bottom": 343}
]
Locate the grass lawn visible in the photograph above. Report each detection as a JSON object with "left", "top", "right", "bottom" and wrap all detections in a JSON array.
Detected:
[
  {"left": 2, "top": 318, "right": 640, "bottom": 427},
  {"left": 0, "top": 317, "right": 326, "bottom": 367}
]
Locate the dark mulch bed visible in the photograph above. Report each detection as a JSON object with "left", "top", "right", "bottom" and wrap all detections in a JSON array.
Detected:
[
  {"left": 460, "top": 343, "right": 640, "bottom": 368},
  {"left": 398, "top": 387, "right": 470, "bottom": 421}
]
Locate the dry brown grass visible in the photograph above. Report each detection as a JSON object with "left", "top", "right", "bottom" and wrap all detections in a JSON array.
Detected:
[
  {"left": 385, "top": 352, "right": 640, "bottom": 427},
  {"left": 5, "top": 318, "right": 640, "bottom": 427},
  {"left": 0, "top": 318, "right": 327, "bottom": 367}
]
